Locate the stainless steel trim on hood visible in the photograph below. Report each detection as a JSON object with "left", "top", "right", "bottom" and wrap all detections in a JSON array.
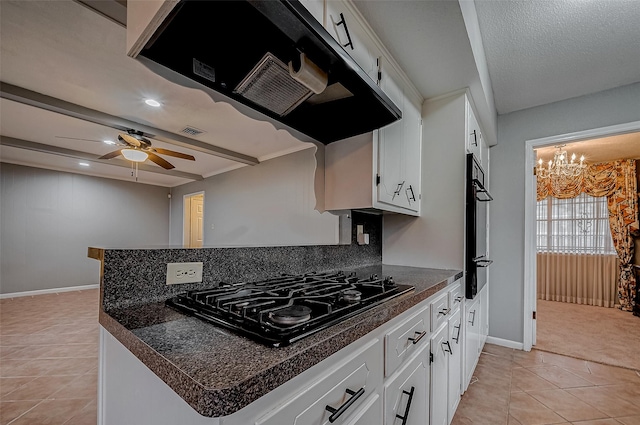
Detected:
[{"left": 133, "top": 0, "right": 402, "bottom": 144}]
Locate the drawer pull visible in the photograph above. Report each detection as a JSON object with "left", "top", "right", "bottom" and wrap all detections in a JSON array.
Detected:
[
  {"left": 469, "top": 310, "right": 476, "bottom": 326},
  {"left": 335, "top": 13, "right": 354, "bottom": 50},
  {"left": 395, "top": 386, "right": 415, "bottom": 425},
  {"left": 438, "top": 307, "right": 451, "bottom": 316},
  {"left": 454, "top": 295, "right": 463, "bottom": 303},
  {"left": 443, "top": 340, "right": 453, "bottom": 355},
  {"left": 325, "top": 387, "right": 365, "bottom": 423},
  {"left": 408, "top": 330, "right": 427, "bottom": 345},
  {"left": 453, "top": 324, "right": 461, "bottom": 343}
]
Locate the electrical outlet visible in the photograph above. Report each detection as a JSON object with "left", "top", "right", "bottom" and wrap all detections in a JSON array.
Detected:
[{"left": 166, "top": 262, "right": 203, "bottom": 285}]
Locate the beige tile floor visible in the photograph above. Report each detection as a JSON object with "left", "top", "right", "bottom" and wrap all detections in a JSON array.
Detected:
[
  {"left": 2, "top": 289, "right": 639, "bottom": 425},
  {"left": 453, "top": 344, "right": 640, "bottom": 425},
  {"left": 0, "top": 289, "right": 98, "bottom": 425}
]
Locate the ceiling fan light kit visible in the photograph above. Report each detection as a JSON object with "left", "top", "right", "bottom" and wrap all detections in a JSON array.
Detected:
[{"left": 121, "top": 148, "right": 148, "bottom": 162}]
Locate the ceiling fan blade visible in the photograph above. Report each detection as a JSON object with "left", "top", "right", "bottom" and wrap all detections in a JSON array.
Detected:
[
  {"left": 151, "top": 148, "right": 196, "bottom": 161},
  {"left": 119, "top": 133, "right": 142, "bottom": 147},
  {"left": 146, "top": 152, "right": 175, "bottom": 170},
  {"left": 55, "top": 136, "right": 103, "bottom": 143},
  {"left": 98, "top": 149, "right": 123, "bottom": 160}
]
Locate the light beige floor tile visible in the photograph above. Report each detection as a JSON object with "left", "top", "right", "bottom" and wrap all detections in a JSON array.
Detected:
[
  {"left": 0, "top": 400, "right": 40, "bottom": 425},
  {"left": 586, "top": 362, "right": 640, "bottom": 384},
  {"left": 508, "top": 392, "right": 566, "bottom": 425},
  {"left": 526, "top": 388, "right": 608, "bottom": 422},
  {"left": 9, "top": 398, "right": 91, "bottom": 425},
  {"left": 2, "top": 375, "right": 77, "bottom": 401},
  {"left": 512, "top": 350, "right": 545, "bottom": 368},
  {"left": 511, "top": 367, "right": 557, "bottom": 392},
  {"left": 571, "top": 420, "right": 625, "bottom": 425},
  {"left": 615, "top": 415, "right": 640, "bottom": 425},
  {"left": 526, "top": 365, "right": 594, "bottom": 388},
  {"left": 0, "top": 377, "right": 36, "bottom": 397},
  {"left": 51, "top": 373, "right": 97, "bottom": 400},
  {"left": 566, "top": 386, "right": 640, "bottom": 417},
  {"left": 63, "top": 398, "right": 97, "bottom": 425},
  {"left": 540, "top": 351, "right": 591, "bottom": 373}
]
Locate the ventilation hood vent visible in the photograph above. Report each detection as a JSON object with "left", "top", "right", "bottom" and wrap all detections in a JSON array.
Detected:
[{"left": 138, "top": 0, "right": 401, "bottom": 144}]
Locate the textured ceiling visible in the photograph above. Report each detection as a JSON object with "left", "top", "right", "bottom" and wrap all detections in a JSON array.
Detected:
[{"left": 474, "top": 0, "right": 640, "bottom": 114}]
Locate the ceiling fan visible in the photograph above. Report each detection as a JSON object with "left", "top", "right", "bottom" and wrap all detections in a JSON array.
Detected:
[
  {"left": 57, "top": 130, "right": 195, "bottom": 170},
  {"left": 100, "top": 131, "right": 195, "bottom": 170}
]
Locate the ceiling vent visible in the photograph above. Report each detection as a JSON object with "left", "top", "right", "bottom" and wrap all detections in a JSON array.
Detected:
[{"left": 180, "top": 126, "right": 205, "bottom": 136}]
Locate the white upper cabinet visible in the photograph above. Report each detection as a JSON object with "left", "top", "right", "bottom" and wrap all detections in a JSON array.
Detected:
[
  {"left": 324, "top": 0, "right": 423, "bottom": 217},
  {"left": 325, "top": 1, "right": 381, "bottom": 85},
  {"left": 466, "top": 100, "right": 488, "bottom": 169},
  {"left": 299, "top": 0, "right": 325, "bottom": 25}
]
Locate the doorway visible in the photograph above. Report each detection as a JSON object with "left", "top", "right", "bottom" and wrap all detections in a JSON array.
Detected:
[
  {"left": 523, "top": 121, "right": 640, "bottom": 353},
  {"left": 183, "top": 192, "right": 204, "bottom": 248}
]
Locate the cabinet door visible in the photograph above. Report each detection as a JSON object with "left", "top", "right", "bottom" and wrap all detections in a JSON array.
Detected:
[
  {"left": 384, "top": 343, "right": 430, "bottom": 425},
  {"left": 466, "top": 100, "right": 482, "bottom": 164},
  {"left": 325, "top": 1, "right": 379, "bottom": 84},
  {"left": 430, "top": 323, "right": 449, "bottom": 425},
  {"left": 299, "top": 0, "right": 325, "bottom": 25},
  {"left": 447, "top": 309, "right": 462, "bottom": 423},
  {"left": 463, "top": 297, "right": 480, "bottom": 391},
  {"left": 401, "top": 97, "right": 422, "bottom": 213},
  {"left": 376, "top": 60, "right": 407, "bottom": 210},
  {"left": 479, "top": 285, "right": 489, "bottom": 350},
  {"left": 344, "top": 393, "right": 382, "bottom": 425}
]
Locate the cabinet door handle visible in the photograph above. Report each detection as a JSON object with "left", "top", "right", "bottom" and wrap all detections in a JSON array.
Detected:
[
  {"left": 454, "top": 295, "right": 463, "bottom": 303},
  {"left": 469, "top": 310, "right": 476, "bottom": 326},
  {"left": 453, "top": 324, "right": 461, "bottom": 343},
  {"left": 438, "top": 307, "right": 451, "bottom": 316},
  {"left": 335, "top": 12, "right": 354, "bottom": 50},
  {"left": 392, "top": 181, "right": 405, "bottom": 200},
  {"left": 325, "top": 387, "right": 365, "bottom": 423},
  {"left": 405, "top": 185, "right": 416, "bottom": 202},
  {"left": 442, "top": 340, "right": 453, "bottom": 355},
  {"left": 395, "top": 386, "right": 415, "bottom": 425},
  {"left": 408, "top": 330, "right": 427, "bottom": 345},
  {"left": 470, "top": 129, "right": 478, "bottom": 146}
]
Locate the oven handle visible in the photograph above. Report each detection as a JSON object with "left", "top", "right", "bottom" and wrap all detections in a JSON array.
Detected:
[
  {"left": 472, "top": 256, "right": 493, "bottom": 267},
  {"left": 326, "top": 387, "right": 365, "bottom": 423}
]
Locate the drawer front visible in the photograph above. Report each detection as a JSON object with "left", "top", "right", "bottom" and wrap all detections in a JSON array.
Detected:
[
  {"left": 256, "top": 338, "right": 382, "bottom": 425},
  {"left": 430, "top": 292, "right": 451, "bottom": 332},
  {"left": 384, "top": 305, "right": 430, "bottom": 377},
  {"left": 383, "top": 342, "right": 430, "bottom": 425},
  {"left": 448, "top": 282, "right": 464, "bottom": 313}
]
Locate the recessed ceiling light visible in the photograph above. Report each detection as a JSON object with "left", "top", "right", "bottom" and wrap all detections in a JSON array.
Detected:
[
  {"left": 145, "top": 99, "right": 161, "bottom": 107},
  {"left": 104, "top": 140, "right": 116, "bottom": 145},
  {"left": 79, "top": 162, "right": 90, "bottom": 167}
]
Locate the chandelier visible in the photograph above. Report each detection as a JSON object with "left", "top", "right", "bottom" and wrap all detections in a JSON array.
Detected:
[{"left": 537, "top": 145, "right": 587, "bottom": 181}]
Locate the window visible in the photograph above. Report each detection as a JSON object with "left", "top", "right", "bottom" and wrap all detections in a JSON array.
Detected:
[{"left": 536, "top": 193, "right": 615, "bottom": 254}]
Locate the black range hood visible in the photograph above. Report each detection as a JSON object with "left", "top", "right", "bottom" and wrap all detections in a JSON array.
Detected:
[{"left": 138, "top": 0, "right": 401, "bottom": 144}]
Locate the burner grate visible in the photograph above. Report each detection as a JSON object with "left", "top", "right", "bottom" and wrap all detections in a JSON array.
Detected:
[{"left": 166, "top": 271, "right": 413, "bottom": 347}]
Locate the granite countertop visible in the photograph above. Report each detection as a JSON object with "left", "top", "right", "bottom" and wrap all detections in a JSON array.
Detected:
[{"left": 99, "top": 264, "right": 462, "bottom": 418}]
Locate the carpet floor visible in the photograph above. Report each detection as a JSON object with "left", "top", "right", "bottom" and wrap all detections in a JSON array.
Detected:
[{"left": 535, "top": 299, "right": 640, "bottom": 371}]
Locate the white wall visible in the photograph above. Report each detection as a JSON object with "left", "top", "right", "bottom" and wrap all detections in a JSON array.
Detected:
[
  {"left": 0, "top": 163, "right": 170, "bottom": 295},
  {"left": 169, "top": 146, "right": 340, "bottom": 247},
  {"left": 490, "top": 82, "right": 640, "bottom": 343}
]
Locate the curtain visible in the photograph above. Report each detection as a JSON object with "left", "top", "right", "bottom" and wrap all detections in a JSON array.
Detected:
[
  {"left": 537, "top": 252, "right": 619, "bottom": 307},
  {"left": 537, "top": 159, "right": 639, "bottom": 311}
]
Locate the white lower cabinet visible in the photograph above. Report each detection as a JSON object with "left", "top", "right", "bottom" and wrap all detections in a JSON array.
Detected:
[
  {"left": 383, "top": 342, "right": 430, "bottom": 425},
  {"left": 100, "top": 279, "right": 487, "bottom": 425},
  {"left": 430, "top": 322, "right": 449, "bottom": 425},
  {"left": 256, "top": 338, "right": 382, "bottom": 425},
  {"left": 447, "top": 308, "right": 462, "bottom": 423},
  {"left": 463, "top": 295, "right": 480, "bottom": 391}
]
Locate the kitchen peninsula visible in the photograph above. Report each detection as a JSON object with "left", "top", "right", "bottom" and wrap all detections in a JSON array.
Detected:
[{"left": 90, "top": 244, "right": 463, "bottom": 424}]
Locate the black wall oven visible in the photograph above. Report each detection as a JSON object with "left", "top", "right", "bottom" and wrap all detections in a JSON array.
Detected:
[{"left": 465, "top": 153, "right": 493, "bottom": 299}]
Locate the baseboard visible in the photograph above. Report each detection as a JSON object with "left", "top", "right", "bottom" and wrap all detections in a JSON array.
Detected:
[
  {"left": 0, "top": 284, "right": 99, "bottom": 299},
  {"left": 486, "top": 336, "right": 524, "bottom": 350}
]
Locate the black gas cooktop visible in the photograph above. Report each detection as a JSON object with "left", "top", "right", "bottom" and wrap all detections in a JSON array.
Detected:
[{"left": 166, "top": 271, "right": 414, "bottom": 347}]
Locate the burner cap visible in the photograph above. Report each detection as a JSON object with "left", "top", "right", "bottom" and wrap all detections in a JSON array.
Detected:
[
  {"left": 269, "top": 305, "right": 312, "bottom": 325},
  {"left": 342, "top": 289, "right": 362, "bottom": 303}
]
